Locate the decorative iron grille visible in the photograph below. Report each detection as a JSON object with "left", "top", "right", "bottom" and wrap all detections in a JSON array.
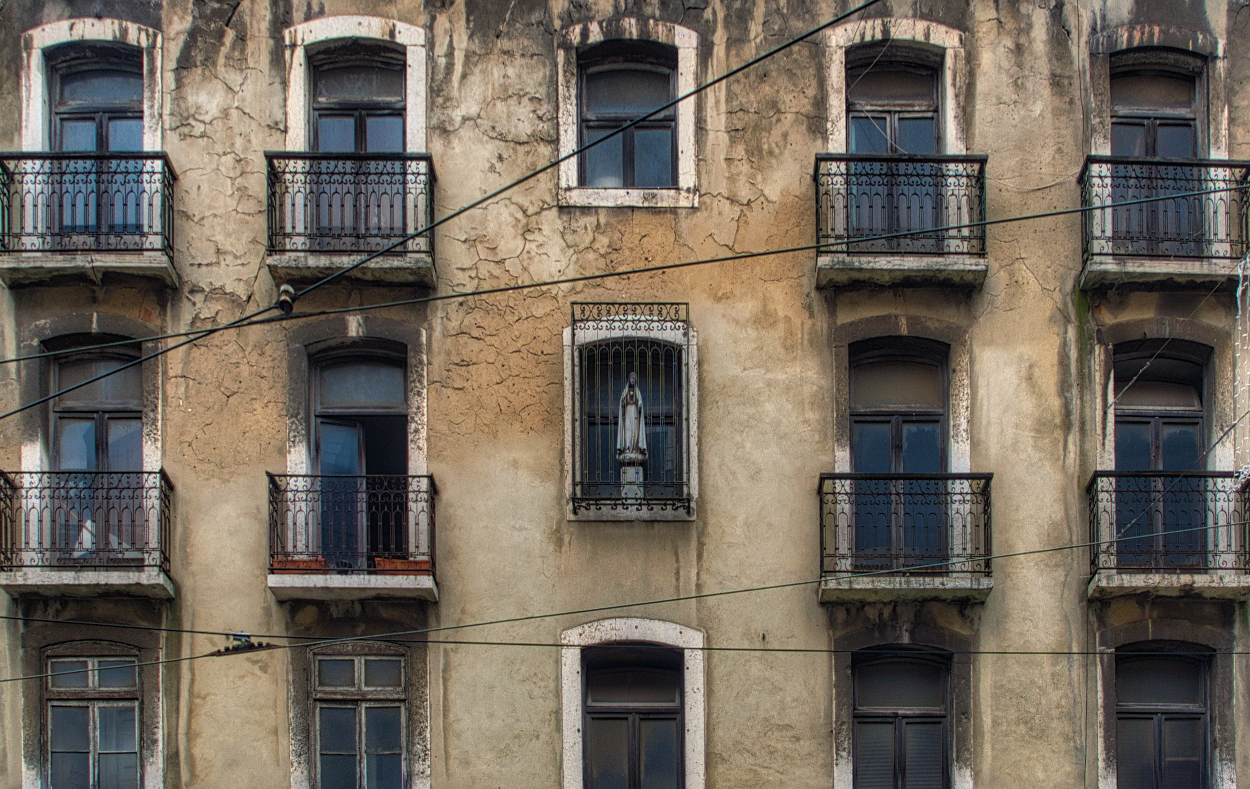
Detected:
[
  {"left": 819, "top": 473, "right": 992, "bottom": 577},
  {"left": 266, "top": 152, "right": 434, "bottom": 254},
  {"left": 571, "top": 303, "right": 692, "bottom": 515},
  {"left": 1080, "top": 156, "right": 1250, "bottom": 260},
  {"left": 1087, "top": 471, "right": 1248, "bottom": 574},
  {"left": 268, "top": 474, "right": 435, "bottom": 574},
  {"left": 815, "top": 154, "right": 986, "bottom": 255},
  {"left": 0, "top": 471, "right": 172, "bottom": 572},
  {"left": 0, "top": 153, "right": 175, "bottom": 257}
]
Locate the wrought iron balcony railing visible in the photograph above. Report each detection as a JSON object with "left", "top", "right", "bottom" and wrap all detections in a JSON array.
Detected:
[
  {"left": 0, "top": 471, "right": 172, "bottom": 573},
  {"left": 268, "top": 474, "right": 435, "bottom": 575},
  {"left": 0, "top": 153, "right": 175, "bottom": 257},
  {"left": 1080, "top": 156, "right": 1250, "bottom": 260},
  {"left": 815, "top": 154, "right": 987, "bottom": 256},
  {"left": 266, "top": 152, "right": 434, "bottom": 255},
  {"left": 1087, "top": 471, "right": 1248, "bottom": 574},
  {"left": 819, "top": 473, "right": 992, "bottom": 577}
]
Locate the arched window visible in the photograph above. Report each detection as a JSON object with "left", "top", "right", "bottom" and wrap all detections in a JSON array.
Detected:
[
  {"left": 847, "top": 48, "right": 940, "bottom": 156},
  {"left": 1112, "top": 340, "right": 1209, "bottom": 570},
  {"left": 578, "top": 40, "right": 677, "bottom": 189},
  {"left": 45, "top": 649, "right": 142, "bottom": 789},
  {"left": 853, "top": 649, "right": 950, "bottom": 789},
  {"left": 312, "top": 648, "right": 407, "bottom": 789},
  {"left": 583, "top": 645, "right": 683, "bottom": 789},
  {"left": 1115, "top": 645, "right": 1209, "bottom": 789},
  {"left": 310, "top": 46, "right": 405, "bottom": 154},
  {"left": 52, "top": 341, "right": 143, "bottom": 473},
  {"left": 47, "top": 44, "right": 143, "bottom": 154}
]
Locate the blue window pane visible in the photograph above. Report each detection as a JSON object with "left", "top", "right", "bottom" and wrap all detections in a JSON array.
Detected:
[
  {"left": 585, "top": 70, "right": 672, "bottom": 117},
  {"left": 639, "top": 718, "right": 679, "bottom": 789},
  {"left": 98, "top": 706, "right": 137, "bottom": 752},
  {"left": 850, "top": 116, "right": 891, "bottom": 154},
  {"left": 853, "top": 422, "right": 891, "bottom": 473},
  {"left": 108, "top": 119, "right": 143, "bottom": 152},
  {"left": 57, "top": 419, "right": 97, "bottom": 471},
  {"left": 1115, "top": 422, "right": 1152, "bottom": 471},
  {"left": 108, "top": 419, "right": 143, "bottom": 471},
  {"left": 320, "top": 754, "right": 357, "bottom": 789},
  {"left": 634, "top": 128, "right": 673, "bottom": 187},
  {"left": 51, "top": 706, "right": 91, "bottom": 752},
  {"left": 60, "top": 119, "right": 98, "bottom": 152},
  {"left": 366, "top": 116, "right": 404, "bottom": 153},
  {"left": 319, "top": 362, "right": 405, "bottom": 410},
  {"left": 61, "top": 71, "right": 142, "bottom": 105},
  {"left": 318, "top": 659, "right": 356, "bottom": 688},
  {"left": 897, "top": 117, "right": 937, "bottom": 155},
  {"left": 318, "top": 116, "right": 356, "bottom": 153},
  {"left": 365, "top": 707, "right": 402, "bottom": 752},
  {"left": 320, "top": 707, "right": 358, "bottom": 754},
  {"left": 50, "top": 660, "right": 90, "bottom": 688},
  {"left": 98, "top": 660, "right": 138, "bottom": 689},
  {"left": 366, "top": 754, "right": 403, "bottom": 789},
  {"left": 50, "top": 752, "right": 90, "bottom": 789},
  {"left": 98, "top": 753, "right": 139, "bottom": 789},
  {"left": 901, "top": 422, "right": 941, "bottom": 473},
  {"left": 583, "top": 127, "right": 624, "bottom": 187}
]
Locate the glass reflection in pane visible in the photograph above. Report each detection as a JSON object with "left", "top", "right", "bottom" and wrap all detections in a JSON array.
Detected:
[
  {"left": 634, "top": 128, "right": 673, "bottom": 188},
  {"left": 50, "top": 660, "right": 90, "bottom": 688},
  {"left": 365, "top": 707, "right": 402, "bottom": 753},
  {"left": 1111, "top": 123, "right": 1147, "bottom": 158},
  {"left": 639, "top": 718, "right": 679, "bottom": 789},
  {"left": 583, "top": 127, "right": 624, "bottom": 188},
  {"left": 364, "top": 659, "right": 403, "bottom": 688},
  {"left": 57, "top": 419, "right": 97, "bottom": 471},
  {"left": 366, "top": 116, "right": 403, "bottom": 153},
  {"left": 586, "top": 717, "right": 629, "bottom": 789},
  {"left": 318, "top": 116, "right": 356, "bottom": 153},
  {"left": 51, "top": 706, "right": 91, "bottom": 752},
  {"left": 97, "top": 705, "right": 137, "bottom": 751},
  {"left": 98, "top": 660, "right": 137, "bottom": 689},
  {"left": 318, "top": 659, "right": 356, "bottom": 688},
  {"left": 320, "top": 754, "right": 357, "bottom": 789},
  {"left": 1156, "top": 125, "right": 1195, "bottom": 160},
  {"left": 585, "top": 70, "right": 671, "bottom": 117},
  {"left": 850, "top": 116, "right": 891, "bottom": 154},
  {"left": 98, "top": 753, "right": 138, "bottom": 789},
  {"left": 107, "top": 119, "right": 143, "bottom": 153},
  {"left": 897, "top": 117, "right": 937, "bottom": 155},
  {"left": 50, "top": 752, "right": 90, "bottom": 789},
  {"left": 60, "top": 119, "right": 98, "bottom": 152},
  {"left": 366, "top": 754, "right": 402, "bottom": 789},
  {"left": 108, "top": 419, "right": 143, "bottom": 471},
  {"left": 901, "top": 422, "right": 941, "bottom": 473}
]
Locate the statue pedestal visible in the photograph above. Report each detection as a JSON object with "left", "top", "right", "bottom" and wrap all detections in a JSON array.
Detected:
[{"left": 620, "top": 466, "right": 643, "bottom": 500}]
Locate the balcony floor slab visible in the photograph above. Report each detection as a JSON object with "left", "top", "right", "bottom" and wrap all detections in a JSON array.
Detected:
[
  {"left": 819, "top": 575, "right": 992, "bottom": 603},
  {"left": 1087, "top": 570, "right": 1250, "bottom": 600},
  {"left": 267, "top": 252, "right": 435, "bottom": 287},
  {"left": 816, "top": 253, "right": 987, "bottom": 289},
  {"left": 1079, "top": 256, "right": 1237, "bottom": 291},
  {"left": 267, "top": 572, "right": 438, "bottom": 601},
  {"left": 0, "top": 568, "right": 174, "bottom": 599},
  {"left": 0, "top": 252, "right": 177, "bottom": 286}
]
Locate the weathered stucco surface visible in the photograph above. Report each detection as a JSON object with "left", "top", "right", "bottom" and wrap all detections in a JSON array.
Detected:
[{"left": 0, "top": 0, "right": 1246, "bottom": 787}]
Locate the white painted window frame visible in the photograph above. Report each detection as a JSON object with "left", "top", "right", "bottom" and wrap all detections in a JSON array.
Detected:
[
  {"left": 562, "top": 319, "right": 699, "bottom": 521},
  {"left": 21, "top": 18, "right": 163, "bottom": 152},
  {"left": 560, "top": 618, "right": 705, "bottom": 789},
  {"left": 283, "top": 16, "right": 427, "bottom": 153},
  {"left": 823, "top": 18, "right": 967, "bottom": 155},
  {"left": 557, "top": 18, "right": 698, "bottom": 208}
]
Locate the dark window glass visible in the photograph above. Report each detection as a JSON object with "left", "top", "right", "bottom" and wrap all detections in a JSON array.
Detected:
[
  {"left": 47, "top": 657, "right": 141, "bottom": 789},
  {"left": 847, "top": 66, "right": 939, "bottom": 155},
  {"left": 853, "top": 653, "right": 949, "bottom": 789},
  {"left": 311, "top": 57, "right": 405, "bottom": 154},
  {"left": 53, "top": 351, "right": 143, "bottom": 473},
  {"left": 314, "top": 656, "right": 406, "bottom": 789},
  {"left": 579, "top": 42, "right": 677, "bottom": 189},
  {"left": 1115, "top": 653, "right": 1208, "bottom": 789},
  {"left": 584, "top": 647, "right": 683, "bottom": 789}
]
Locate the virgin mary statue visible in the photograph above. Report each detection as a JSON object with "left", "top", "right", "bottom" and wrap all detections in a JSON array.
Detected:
[{"left": 616, "top": 373, "right": 648, "bottom": 466}]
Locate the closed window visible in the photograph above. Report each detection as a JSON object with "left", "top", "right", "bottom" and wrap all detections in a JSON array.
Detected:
[
  {"left": 853, "top": 651, "right": 949, "bottom": 789},
  {"left": 314, "top": 654, "right": 406, "bottom": 789},
  {"left": 579, "top": 41, "right": 677, "bottom": 189},
  {"left": 49, "top": 45, "right": 143, "bottom": 154},
  {"left": 583, "top": 646, "right": 683, "bottom": 789},
  {"left": 46, "top": 656, "right": 140, "bottom": 789},
  {"left": 1111, "top": 70, "right": 1198, "bottom": 159},
  {"left": 1112, "top": 340, "right": 1209, "bottom": 569},
  {"left": 847, "top": 56, "right": 939, "bottom": 155},
  {"left": 311, "top": 49, "right": 405, "bottom": 154},
  {"left": 1116, "top": 651, "right": 1208, "bottom": 789},
  {"left": 53, "top": 347, "right": 143, "bottom": 473}
]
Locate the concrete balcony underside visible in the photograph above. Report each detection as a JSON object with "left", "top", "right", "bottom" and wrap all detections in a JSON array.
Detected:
[
  {"left": 267, "top": 572, "right": 438, "bottom": 601},
  {"left": 266, "top": 252, "right": 435, "bottom": 287},
  {"left": 819, "top": 575, "right": 993, "bottom": 603},
  {"left": 0, "top": 252, "right": 178, "bottom": 286},
  {"left": 1079, "top": 255, "right": 1237, "bottom": 291},
  {"left": 0, "top": 567, "right": 174, "bottom": 599},
  {"left": 816, "top": 253, "right": 988, "bottom": 289},
  {"left": 1087, "top": 570, "right": 1250, "bottom": 600}
]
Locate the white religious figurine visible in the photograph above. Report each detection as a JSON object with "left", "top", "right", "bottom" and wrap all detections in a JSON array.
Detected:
[{"left": 616, "top": 372, "right": 648, "bottom": 467}]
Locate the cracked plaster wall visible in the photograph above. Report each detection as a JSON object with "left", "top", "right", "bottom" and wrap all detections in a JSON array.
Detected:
[{"left": 0, "top": 1, "right": 1245, "bottom": 788}]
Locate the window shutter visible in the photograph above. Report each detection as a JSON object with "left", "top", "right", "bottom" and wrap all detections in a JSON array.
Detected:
[
  {"left": 854, "top": 720, "right": 896, "bottom": 789},
  {"left": 902, "top": 720, "right": 944, "bottom": 789}
]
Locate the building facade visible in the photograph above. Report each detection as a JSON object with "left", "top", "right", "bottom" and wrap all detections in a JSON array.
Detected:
[{"left": 0, "top": 0, "right": 1246, "bottom": 788}]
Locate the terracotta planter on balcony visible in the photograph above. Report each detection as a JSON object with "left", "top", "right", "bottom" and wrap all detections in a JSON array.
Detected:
[
  {"left": 270, "top": 556, "right": 331, "bottom": 574},
  {"left": 372, "top": 557, "right": 432, "bottom": 575}
]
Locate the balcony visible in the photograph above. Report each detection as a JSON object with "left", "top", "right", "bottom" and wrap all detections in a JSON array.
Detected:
[
  {"left": 1079, "top": 156, "right": 1250, "bottom": 290},
  {"left": 1087, "top": 471, "right": 1250, "bottom": 599},
  {"left": 0, "top": 153, "right": 177, "bottom": 286},
  {"left": 265, "top": 153, "right": 435, "bottom": 287},
  {"left": 267, "top": 473, "right": 437, "bottom": 601},
  {"left": 0, "top": 471, "right": 174, "bottom": 598},
  {"left": 814, "top": 154, "right": 987, "bottom": 288},
  {"left": 818, "top": 473, "right": 992, "bottom": 602}
]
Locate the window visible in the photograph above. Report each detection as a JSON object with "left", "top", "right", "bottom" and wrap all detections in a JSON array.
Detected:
[
  {"left": 313, "top": 654, "right": 406, "bottom": 789},
  {"left": 568, "top": 303, "right": 696, "bottom": 518},
  {"left": 311, "top": 48, "right": 405, "bottom": 154},
  {"left": 578, "top": 41, "right": 676, "bottom": 189},
  {"left": 560, "top": 618, "right": 705, "bottom": 789},
  {"left": 1112, "top": 340, "right": 1210, "bottom": 569},
  {"left": 849, "top": 339, "right": 948, "bottom": 570},
  {"left": 49, "top": 45, "right": 143, "bottom": 155},
  {"left": 852, "top": 650, "right": 949, "bottom": 789},
  {"left": 1116, "top": 649, "right": 1208, "bottom": 789},
  {"left": 46, "top": 655, "right": 140, "bottom": 789},
  {"left": 583, "top": 646, "right": 683, "bottom": 789},
  {"left": 311, "top": 355, "right": 408, "bottom": 568},
  {"left": 1111, "top": 69, "right": 1198, "bottom": 159},
  {"left": 53, "top": 346, "right": 143, "bottom": 473},
  {"left": 556, "top": 18, "right": 697, "bottom": 207},
  {"left": 847, "top": 53, "right": 939, "bottom": 156}
]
